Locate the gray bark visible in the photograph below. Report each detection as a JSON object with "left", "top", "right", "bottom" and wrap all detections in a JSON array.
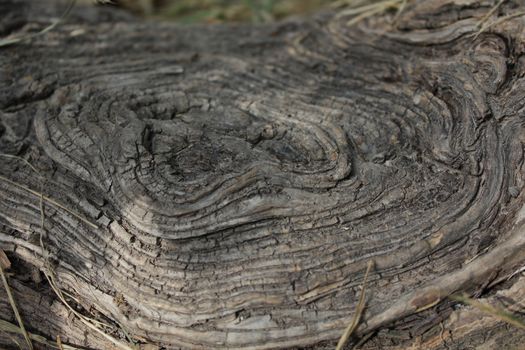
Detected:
[{"left": 1, "top": 0, "right": 525, "bottom": 349}]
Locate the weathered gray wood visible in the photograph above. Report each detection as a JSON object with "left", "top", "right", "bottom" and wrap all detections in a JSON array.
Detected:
[{"left": 1, "top": 0, "right": 525, "bottom": 349}]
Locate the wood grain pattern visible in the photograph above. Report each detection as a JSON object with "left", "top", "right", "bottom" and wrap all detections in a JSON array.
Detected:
[{"left": 1, "top": 0, "right": 524, "bottom": 348}]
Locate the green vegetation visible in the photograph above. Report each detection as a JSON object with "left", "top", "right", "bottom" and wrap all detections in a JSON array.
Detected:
[{"left": 114, "top": 0, "right": 337, "bottom": 23}]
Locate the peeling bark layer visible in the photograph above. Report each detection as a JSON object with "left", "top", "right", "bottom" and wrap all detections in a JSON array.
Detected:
[{"left": 1, "top": 0, "right": 525, "bottom": 349}]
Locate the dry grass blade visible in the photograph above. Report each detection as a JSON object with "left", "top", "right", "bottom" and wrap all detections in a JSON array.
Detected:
[
  {"left": 345, "top": 5, "right": 390, "bottom": 26},
  {"left": 0, "top": 154, "right": 133, "bottom": 350},
  {"left": 0, "top": 0, "right": 77, "bottom": 47},
  {"left": 477, "top": 0, "right": 505, "bottom": 28},
  {"left": 0, "top": 154, "right": 97, "bottom": 229},
  {"left": 340, "top": 0, "right": 402, "bottom": 16},
  {"left": 334, "top": 0, "right": 404, "bottom": 27},
  {"left": 0, "top": 319, "right": 83, "bottom": 350},
  {"left": 450, "top": 294, "right": 525, "bottom": 330},
  {"left": 0, "top": 174, "right": 97, "bottom": 229},
  {"left": 2, "top": 329, "right": 23, "bottom": 349},
  {"left": 0, "top": 262, "right": 33, "bottom": 350},
  {"left": 0, "top": 249, "right": 11, "bottom": 270},
  {"left": 336, "top": 260, "right": 374, "bottom": 350},
  {"left": 336, "top": 1, "right": 391, "bottom": 17},
  {"left": 57, "top": 335, "right": 64, "bottom": 350},
  {"left": 44, "top": 272, "right": 137, "bottom": 350},
  {"left": 392, "top": 0, "right": 407, "bottom": 23},
  {"left": 0, "top": 154, "right": 40, "bottom": 174},
  {"left": 332, "top": 0, "right": 384, "bottom": 9},
  {"left": 507, "top": 265, "right": 525, "bottom": 280},
  {"left": 473, "top": 9, "right": 525, "bottom": 39},
  {"left": 351, "top": 331, "right": 374, "bottom": 350}
]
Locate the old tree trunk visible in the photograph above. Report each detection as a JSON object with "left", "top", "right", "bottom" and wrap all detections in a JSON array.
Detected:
[{"left": 1, "top": 0, "right": 525, "bottom": 349}]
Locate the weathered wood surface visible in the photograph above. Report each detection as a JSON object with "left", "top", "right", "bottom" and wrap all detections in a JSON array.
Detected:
[{"left": 1, "top": 0, "right": 525, "bottom": 349}]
